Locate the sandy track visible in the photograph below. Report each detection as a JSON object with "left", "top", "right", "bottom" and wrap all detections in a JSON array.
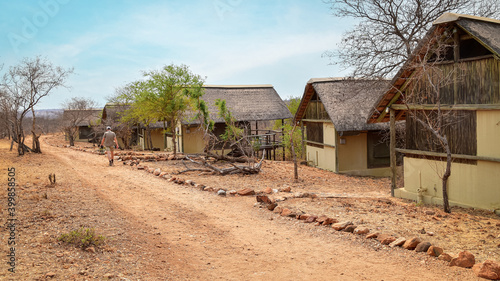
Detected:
[{"left": 41, "top": 140, "right": 477, "bottom": 280}]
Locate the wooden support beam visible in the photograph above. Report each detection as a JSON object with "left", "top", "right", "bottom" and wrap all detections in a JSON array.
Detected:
[
  {"left": 282, "top": 119, "right": 285, "bottom": 161},
  {"left": 304, "top": 140, "right": 336, "bottom": 148},
  {"left": 376, "top": 92, "right": 401, "bottom": 122},
  {"left": 301, "top": 122, "right": 305, "bottom": 159},
  {"left": 390, "top": 108, "right": 396, "bottom": 197},
  {"left": 396, "top": 148, "right": 500, "bottom": 163}
]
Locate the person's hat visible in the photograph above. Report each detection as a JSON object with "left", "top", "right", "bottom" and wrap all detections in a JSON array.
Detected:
[{"left": 106, "top": 126, "right": 111, "bottom": 130}]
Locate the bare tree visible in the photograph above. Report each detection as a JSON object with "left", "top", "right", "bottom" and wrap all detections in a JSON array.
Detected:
[
  {"left": 61, "top": 97, "right": 99, "bottom": 146},
  {"left": 0, "top": 90, "right": 12, "bottom": 139},
  {"left": 1, "top": 56, "right": 73, "bottom": 155},
  {"left": 106, "top": 85, "right": 141, "bottom": 150},
  {"left": 179, "top": 99, "right": 265, "bottom": 175},
  {"left": 395, "top": 29, "right": 468, "bottom": 213},
  {"left": 324, "top": 0, "right": 500, "bottom": 78},
  {"left": 0, "top": 80, "right": 32, "bottom": 154}
]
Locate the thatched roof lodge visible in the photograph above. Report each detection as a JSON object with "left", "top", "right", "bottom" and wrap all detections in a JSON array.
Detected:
[
  {"left": 368, "top": 13, "right": 500, "bottom": 211},
  {"left": 182, "top": 85, "right": 293, "bottom": 154},
  {"left": 62, "top": 109, "right": 102, "bottom": 141},
  {"left": 294, "top": 78, "right": 391, "bottom": 177}
]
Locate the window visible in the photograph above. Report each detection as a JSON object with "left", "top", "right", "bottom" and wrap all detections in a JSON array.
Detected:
[
  {"left": 460, "top": 38, "right": 491, "bottom": 59},
  {"left": 305, "top": 93, "right": 329, "bottom": 120},
  {"left": 406, "top": 110, "right": 476, "bottom": 156},
  {"left": 367, "top": 131, "right": 390, "bottom": 168},
  {"left": 306, "top": 122, "right": 323, "bottom": 148}
]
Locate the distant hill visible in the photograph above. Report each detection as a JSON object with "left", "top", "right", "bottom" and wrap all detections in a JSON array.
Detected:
[{"left": 25, "top": 109, "right": 64, "bottom": 119}]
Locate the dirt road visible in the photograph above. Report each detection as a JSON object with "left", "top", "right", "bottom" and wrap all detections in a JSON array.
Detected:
[{"left": 2, "top": 138, "right": 478, "bottom": 280}]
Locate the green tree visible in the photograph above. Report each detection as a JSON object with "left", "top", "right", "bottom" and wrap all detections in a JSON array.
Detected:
[
  {"left": 274, "top": 97, "right": 302, "bottom": 160},
  {"left": 129, "top": 64, "right": 205, "bottom": 155}
]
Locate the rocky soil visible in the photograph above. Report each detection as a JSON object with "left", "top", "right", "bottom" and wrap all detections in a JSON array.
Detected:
[{"left": 0, "top": 133, "right": 499, "bottom": 280}]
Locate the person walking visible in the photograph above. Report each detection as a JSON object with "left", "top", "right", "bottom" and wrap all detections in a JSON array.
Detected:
[{"left": 100, "top": 126, "right": 119, "bottom": 166}]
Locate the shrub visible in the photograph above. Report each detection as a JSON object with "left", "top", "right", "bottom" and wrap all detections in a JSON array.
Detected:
[{"left": 58, "top": 227, "right": 106, "bottom": 249}]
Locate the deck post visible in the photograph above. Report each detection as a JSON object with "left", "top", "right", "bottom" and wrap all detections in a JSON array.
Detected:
[
  {"left": 390, "top": 108, "right": 396, "bottom": 197},
  {"left": 301, "top": 121, "right": 305, "bottom": 159},
  {"left": 282, "top": 119, "right": 285, "bottom": 161}
]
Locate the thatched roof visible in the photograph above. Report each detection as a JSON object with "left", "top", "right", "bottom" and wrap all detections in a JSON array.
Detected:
[
  {"left": 295, "top": 78, "right": 389, "bottom": 132},
  {"left": 102, "top": 103, "right": 131, "bottom": 120},
  {"left": 368, "top": 13, "right": 500, "bottom": 123},
  {"left": 185, "top": 85, "right": 292, "bottom": 124},
  {"left": 102, "top": 86, "right": 291, "bottom": 128},
  {"left": 62, "top": 109, "right": 102, "bottom": 127}
]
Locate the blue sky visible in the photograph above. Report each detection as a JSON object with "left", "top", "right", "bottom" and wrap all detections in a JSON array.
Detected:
[{"left": 0, "top": 0, "right": 350, "bottom": 109}]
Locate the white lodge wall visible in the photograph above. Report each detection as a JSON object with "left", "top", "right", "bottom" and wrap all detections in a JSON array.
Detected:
[
  {"left": 477, "top": 111, "right": 500, "bottom": 158},
  {"left": 306, "top": 122, "right": 336, "bottom": 172}
]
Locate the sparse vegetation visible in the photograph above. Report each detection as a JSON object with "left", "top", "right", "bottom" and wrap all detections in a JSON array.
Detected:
[{"left": 58, "top": 227, "right": 106, "bottom": 249}]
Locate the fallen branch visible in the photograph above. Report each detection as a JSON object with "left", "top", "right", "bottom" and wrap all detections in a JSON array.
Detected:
[
  {"left": 179, "top": 152, "right": 264, "bottom": 175},
  {"left": 206, "top": 151, "right": 256, "bottom": 163}
]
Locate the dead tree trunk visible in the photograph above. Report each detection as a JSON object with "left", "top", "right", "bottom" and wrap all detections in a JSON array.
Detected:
[
  {"left": 442, "top": 140, "right": 452, "bottom": 213},
  {"left": 31, "top": 108, "right": 41, "bottom": 153}
]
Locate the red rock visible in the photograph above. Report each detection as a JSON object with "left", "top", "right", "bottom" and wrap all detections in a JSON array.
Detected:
[
  {"left": 343, "top": 225, "right": 357, "bottom": 233},
  {"left": 389, "top": 237, "right": 406, "bottom": 247},
  {"left": 280, "top": 186, "right": 291, "bottom": 192},
  {"left": 427, "top": 246, "right": 444, "bottom": 257},
  {"left": 273, "top": 206, "right": 283, "bottom": 213},
  {"left": 322, "top": 218, "right": 337, "bottom": 225},
  {"left": 267, "top": 203, "right": 277, "bottom": 211},
  {"left": 237, "top": 188, "right": 255, "bottom": 196},
  {"left": 450, "top": 251, "right": 475, "bottom": 268},
  {"left": 263, "top": 187, "right": 273, "bottom": 194},
  {"left": 305, "top": 216, "right": 318, "bottom": 223},
  {"left": 332, "top": 221, "right": 352, "bottom": 231},
  {"left": 366, "top": 233, "right": 379, "bottom": 239},
  {"left": 438, "top": 253, "right": 453, "bottom": 262},
  {"left": 159, "top": 172, "right": 168, "bottom": 177},
  {"left": 280, "top": 208, "right": 292, "bottom": 217},
  {"left": 415, "top": 242, "right": 432, "bottom": 253},
  {"left": 377, "top": 234, "right": 396, "bottom": 245},
  {"left": 298, "top": 214, "right": 310, "bottom": 220},
  {"left": 137, "top": 165, "right": 145, "bottom": 170},
  {"left": 353, "top": 227, "right": 369, "bottom": 235},
  {"left": 153, "top": 168, "right": 161, "bottom": 176},
  {"left": 316, "top": 215, "right": 328, "bottom": 223},
  {"left": 472, "top": 260, "right": 500, "bottom": 280},
  {"left": 256, "top": 196, "right": 272, "bottom": 204},
  {"left": 403, "top": 237, "right": 422, "bottom": 250}
]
